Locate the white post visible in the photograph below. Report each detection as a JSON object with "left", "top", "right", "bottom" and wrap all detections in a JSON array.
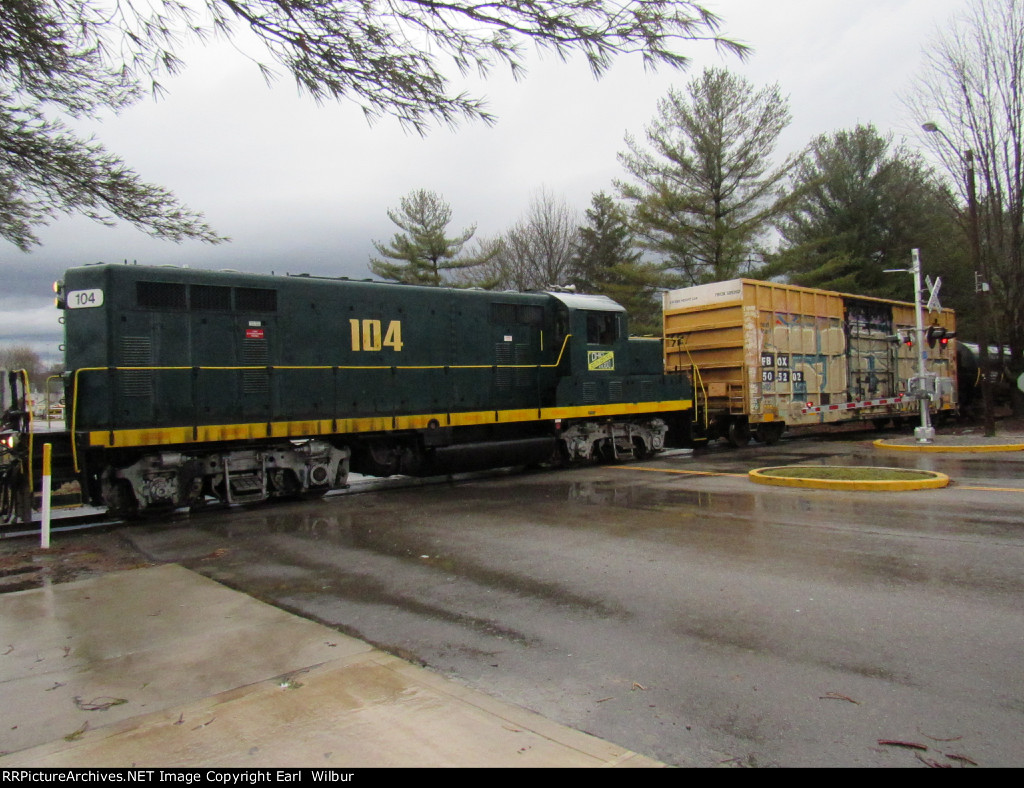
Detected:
[
  {"left": 40, "top": 443, "right": 52, "bottom": 549},
  {"left": 911, "top": 250, "right": 934, "bottom": 443}
]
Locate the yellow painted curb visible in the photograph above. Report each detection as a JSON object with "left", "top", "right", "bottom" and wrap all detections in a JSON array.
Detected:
[
  {"left": 749, "top": 466, "right": 950, "bottom": 491},
  {"left": 873, "top": 439, "right": 1024, "bottom": 453}
]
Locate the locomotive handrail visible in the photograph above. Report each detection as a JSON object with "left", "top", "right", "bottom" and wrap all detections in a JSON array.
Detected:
[
  {"left": 43, "top": 375, "right": 65, "bottom": 423},
  {"left": 68, "top": 334, "right": 574, "bottom": 472},
  {"left": 12, "top": 369, "right": 32, "bottom": 496}
]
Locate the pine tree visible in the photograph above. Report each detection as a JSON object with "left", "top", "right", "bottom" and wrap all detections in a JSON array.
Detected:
[
  {"left": 573, "top": 192, "right": 668, "bottom": 335},
  {"left": 370, "top": 190, "right": 491, "bottom": 285},
  {"left": 769, "top": 125, "right": 963, "bottom": 303},
  {"left": 618, "top": 67, "right": 793, "bottom": 284}
]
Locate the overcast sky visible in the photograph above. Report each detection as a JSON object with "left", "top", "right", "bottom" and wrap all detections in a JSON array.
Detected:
[{"left": 0, "top": 0, "right": 971, "bottom": 360}]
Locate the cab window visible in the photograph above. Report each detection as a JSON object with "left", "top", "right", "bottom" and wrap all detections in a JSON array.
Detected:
[{"left": 586, "top": 312, "right": 618, "bottom": 344}]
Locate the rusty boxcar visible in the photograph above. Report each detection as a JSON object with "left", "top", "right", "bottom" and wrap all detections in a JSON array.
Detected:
[{"left": 663, "top": 279, "right": 957, "bottom": 446}]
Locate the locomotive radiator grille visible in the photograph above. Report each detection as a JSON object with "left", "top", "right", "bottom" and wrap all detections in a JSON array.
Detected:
[
  {"left": 242, "top": 338, "right": 269, "bottom": 394},
  {"left": 119, "top": 337, "right": 153, "bottom": 398},
  {"left": 495, "top": 343, "right": 513, "bottom": 388}
]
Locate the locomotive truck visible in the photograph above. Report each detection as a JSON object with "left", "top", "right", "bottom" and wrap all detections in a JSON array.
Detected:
[{"left": 1, "top": 263, "right": 694, "bottom": 521}]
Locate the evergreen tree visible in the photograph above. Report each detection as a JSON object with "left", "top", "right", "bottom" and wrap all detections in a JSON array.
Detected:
[
  {"left": 573, "top": 191, "right": 668, "bottom": 335},
  {"left": 768, "top": 125, "right": 964, "bottom": 304},
  {"left": 370, "top": 190, "right": 490, "bottom": 285},
  {"left": 618, "top": 67, "right": 794, "bottom": 285}
]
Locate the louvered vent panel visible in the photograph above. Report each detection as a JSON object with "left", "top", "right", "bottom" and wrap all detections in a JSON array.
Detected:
[
  {"left": 243, "top": 338, "right": 269, "bottom": 394},
  {"left": 495, "top": 343, "right": 513, "bottom": 389},
  {"left": 119, "top": 337, "right": 153, "bottom": 398}
]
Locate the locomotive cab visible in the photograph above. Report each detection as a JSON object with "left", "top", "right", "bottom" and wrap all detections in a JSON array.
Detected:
[
  {"left": 549, "top": 293, "right": 627, "bottom": 407},
  {"left": 549, "top": 293, "right": 671, "bottom": 407},
  {"left": 547, "top": 292, "right": 690, "bottom": 461}
]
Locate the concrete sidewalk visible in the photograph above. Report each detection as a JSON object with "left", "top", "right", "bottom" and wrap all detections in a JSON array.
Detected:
[{"left": 0, "top": 564, "right": 662, "bottom": 768}]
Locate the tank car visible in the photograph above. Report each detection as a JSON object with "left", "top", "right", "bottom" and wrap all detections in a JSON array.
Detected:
[{"left": 52, "top": 263, "right": 693, "bottom": 516}]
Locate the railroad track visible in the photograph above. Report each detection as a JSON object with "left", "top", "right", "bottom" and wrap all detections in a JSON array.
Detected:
[
  {"left": 0, "top": 463, "right": 572, "bottom": 540},
  {"left": 2, "top": 428, "right": 917, "bottom": 540}
]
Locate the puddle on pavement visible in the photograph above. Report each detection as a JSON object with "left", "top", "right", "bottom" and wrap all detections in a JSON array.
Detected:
[
  {"left": 121, "top": 456, "right": 1024, "bottom": 638},
  {"left": 0, "top": 564, "right": 44, "bottom": 594}
]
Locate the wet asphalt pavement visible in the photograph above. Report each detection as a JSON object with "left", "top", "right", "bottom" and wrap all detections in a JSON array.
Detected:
[{"left": 124, "top": 434, "right": 1024, "bottom": 767}]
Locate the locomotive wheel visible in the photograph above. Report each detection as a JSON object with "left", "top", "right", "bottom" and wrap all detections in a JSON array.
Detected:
[
  {"left": 105, "top": 478, "right": 139, "bottom": 519},
  {"left": 546, "top": 441, "right": 571, "bottom": 469},
  {"left": 598, "top": 439, "right": 619, "bottom": 463},
  {"left": 0, "top": 461, "right": 24, "bottom": 525},
  {"left": 270, "top": 468, "right": 301, "bottom": 498}
]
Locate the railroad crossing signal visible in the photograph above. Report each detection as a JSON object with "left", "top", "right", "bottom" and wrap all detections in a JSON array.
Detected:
[
  {"left": 925, "top": 275, "right": 943, "bottom": 313},
  {"left": 926, "top": 325, "right": 955, "bottom": 348}
]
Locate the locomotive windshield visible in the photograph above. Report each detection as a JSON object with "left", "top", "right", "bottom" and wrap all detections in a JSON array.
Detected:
[
  {"left": 586, "top": 311, "right": 619, "bottom": 345},
  {"left": 546, "top": 292, "right": 625, "bottom": 347}
]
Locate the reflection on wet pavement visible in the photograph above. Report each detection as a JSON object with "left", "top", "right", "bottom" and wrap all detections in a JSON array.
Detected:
[{"left": 121, "top": 436, "right": 1024, "bottom": 768}]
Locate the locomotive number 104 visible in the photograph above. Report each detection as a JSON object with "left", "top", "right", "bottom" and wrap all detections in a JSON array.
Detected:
[{"left": 349, "top": 319, "right": 404, "bottom": 352}]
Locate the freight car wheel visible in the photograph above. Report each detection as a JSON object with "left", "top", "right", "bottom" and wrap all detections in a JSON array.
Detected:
[
  {"left": 727, "top": 420, "right": 751, "bottom": 448},
  {"left": 755, "top": 423, "right": 784, "bottom": 445}
]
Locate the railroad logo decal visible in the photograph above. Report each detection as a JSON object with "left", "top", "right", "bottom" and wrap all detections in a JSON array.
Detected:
[{"left": 588, "top": 350, "right": 615, "bottom": 371}]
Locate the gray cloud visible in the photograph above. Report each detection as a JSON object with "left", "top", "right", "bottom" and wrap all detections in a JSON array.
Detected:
[{"left": 1, "top": 0, "right": 965, "bottom": 350}]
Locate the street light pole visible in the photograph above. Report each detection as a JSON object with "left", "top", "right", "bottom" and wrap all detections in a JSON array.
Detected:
[
  {"left": 964, "top": 149, "right": 997, "bottom": 436},
  {"left": 923, "top": 122, "right": 997, "bottom": 436}
]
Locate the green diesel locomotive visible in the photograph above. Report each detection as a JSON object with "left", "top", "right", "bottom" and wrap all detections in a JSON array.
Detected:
[{"left": 9, "top": 263, "right": 694, "bottom": 518}]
